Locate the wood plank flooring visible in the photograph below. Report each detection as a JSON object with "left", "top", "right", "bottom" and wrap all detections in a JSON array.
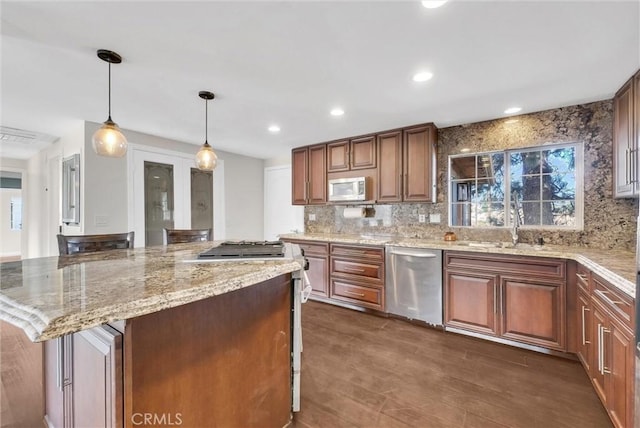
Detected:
[
  {"left": 0, "top": 321, "right": 43, "bottom": 428},
  {"left": 292, "top": 301, "right": 612, "bottom": 428}
]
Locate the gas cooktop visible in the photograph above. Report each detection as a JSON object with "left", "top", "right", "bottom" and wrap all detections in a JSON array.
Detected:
[{"left": 198, "top": 240, "right": 285, "bottom": 260}]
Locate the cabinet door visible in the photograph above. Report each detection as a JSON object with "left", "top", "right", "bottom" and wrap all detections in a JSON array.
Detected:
[
  {"left": 73, "top": 326, "right": 123, "bottom": 428},
  {"left": 327, "top": 140, "right": 349, "bottom": 172},
  {"left": 44, "top": 336, "right": 73, "bottom": 428},
  {"left": 306, "top": 255, "right": 329, "bottom": 298},
  {"left": 576, "top": 289, "right": 592, "bottom": 372},
  {"left": 591, "top": 304, "right": 608, "bottom": 405},
  {"left": 377, "top": 131, "right": 403, "bottom": 202},
  {"left": 445, "top": 271, "right": 499, "bottom": 336},
  {"left": 613, "top": 78, "right": 635, "bottom": 198},
  {"left": 308, "top": 145, "right": 327, "bottom": 204},
  {"left": 350, "top": 136, "right": 376, "bottom": 170},
  {"left": 403, "top": 125, "right": 436, "bottom": 202},
  {"left": 500, "top": 278, "right": 565, "bottom": 350},
  {"left": 607, "top": 318, "right": 634, "bottom": 428},
  {"left": 291, "top": 148, "right": 308, "bottom": 205}
]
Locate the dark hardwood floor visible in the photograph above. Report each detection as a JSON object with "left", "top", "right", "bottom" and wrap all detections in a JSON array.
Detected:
[
  {"left": 292, "top": 301, "right": 612, "bottom": 428},
  {"left": 0, "top": 321, "right": 43, "bottom": 428}
]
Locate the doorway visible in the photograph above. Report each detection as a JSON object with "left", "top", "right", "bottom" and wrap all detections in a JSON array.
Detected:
[{"left": 0, "top": 171, "right": 23, "bottom": 261}]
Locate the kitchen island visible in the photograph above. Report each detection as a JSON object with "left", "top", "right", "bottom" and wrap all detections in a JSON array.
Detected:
[{"left": 0, "top": 242, "right": 305, "bottom": 428}]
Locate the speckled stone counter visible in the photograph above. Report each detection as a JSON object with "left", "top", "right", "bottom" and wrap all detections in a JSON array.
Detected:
[
  {"left": 280, "top": 233, "right": 636, "bottom": 298},
  {"left": 0, "top": 242, "right": 304, "bottom": 342}
]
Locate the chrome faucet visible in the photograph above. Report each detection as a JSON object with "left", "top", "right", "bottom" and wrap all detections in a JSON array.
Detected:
[{"left": 511, "top": 196, "right": 520, "bottom": 246}]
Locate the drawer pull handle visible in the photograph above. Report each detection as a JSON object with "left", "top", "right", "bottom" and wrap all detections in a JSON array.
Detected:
[
  {"left": 344, "top": 290, "right": 365, "bottom": 297},
  {"left": 576, "top": 273, "right": 588, "bottom": 282},
  {"left": 601, "top": 327, "right": 611, "bottom": 375}
]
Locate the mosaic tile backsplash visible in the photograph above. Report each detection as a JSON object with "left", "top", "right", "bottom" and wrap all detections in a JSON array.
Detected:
[{"left": 304, "top": 100, "right": 639, "bottom": 251}]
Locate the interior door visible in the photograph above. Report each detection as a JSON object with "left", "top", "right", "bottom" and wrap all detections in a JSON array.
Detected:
[{"left": 264, "top": 165, "right": 304, "bottom": 241}]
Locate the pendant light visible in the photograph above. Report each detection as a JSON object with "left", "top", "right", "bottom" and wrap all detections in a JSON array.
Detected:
[
  {"left": 92, "top": 49, "right": 128, "bottom": 158},
  {"left": 195, "top": 91, "right": 218, "bottom": 171}
]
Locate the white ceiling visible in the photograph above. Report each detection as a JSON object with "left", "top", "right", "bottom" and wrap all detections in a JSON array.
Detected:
[{"left": 1, "top": 1, "right": 639, "bottom": 160}]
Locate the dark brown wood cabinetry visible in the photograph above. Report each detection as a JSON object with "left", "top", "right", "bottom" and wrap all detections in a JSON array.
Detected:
[
  {"left": 292, "top": 122, "right": 437, "bottom": 205},
  {"left": 284, "top": 239, "right": 329, "bottom": 298},
  {"left": 403, "top": 125, "right": 437, "bottom": 202},
  {"left": 444, "top": 252, "right": 566, "bottom": 351},
  {"left": 327, "top": 136, "right": 376, "bottom": 172},
  {"left": 291, "top": 144, "right": 326, "bottom": 205},
  {"left": 329, "top": 243, "right": 385, "bottom": 310},
  {"left": 613, "top": 70, "right": 640, "bottom": 198}
]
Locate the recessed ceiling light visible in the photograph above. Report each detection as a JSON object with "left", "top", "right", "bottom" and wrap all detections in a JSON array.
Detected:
[
  {"left": 422, "top": 0, "right": 448, "bottom": 9},
  {"left": 504, "top": 107, "right": 522, "bottom": 115},
  {"left": 460, "top": 148, "right": 471, "bottom": 153},
  {"left": 412, "top": 71, "right": 434, "bottom": 82},
  {"left": 268, "top": 125, "right": 280, "bottom": 133},
  {"left": 330, "top": 108, "right": 345, "bottom": 117},
  {"left": 505, "top": 119, "right": 520, "bottom": 124}
]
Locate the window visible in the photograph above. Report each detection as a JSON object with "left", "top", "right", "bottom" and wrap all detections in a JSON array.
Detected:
[
  {"left": 10, "top": 196, "right": 22, "bottom": 230},
  {"left": 449, "top": 142, "right": 583, "bottom": 229}
]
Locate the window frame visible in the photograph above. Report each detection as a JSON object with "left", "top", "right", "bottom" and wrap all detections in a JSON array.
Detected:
[{"left": 448, "top": 142, "right": 584, "bottom": 230}]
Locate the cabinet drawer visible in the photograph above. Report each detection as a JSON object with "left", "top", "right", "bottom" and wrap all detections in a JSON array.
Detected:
[
  {"left": 576, "top": 264, "right": 590, "bottom": 293},
  {"left": 330, "top": 279, "right": 383, "bottom": 310},
  {"left": 331, "top": 258, "right": 383, "bottom": 282},
  {"left": 445, "top": 252, "right": 566, "bottom": 281},
  {"left": 298, "top": 242, "right": 328, "bottom": 257},
  {"left": 330, "top": 244, "right": 384, "bottom": 261},
  {"left": 592, "top": 274, "right": 634, "bottom": 328}
]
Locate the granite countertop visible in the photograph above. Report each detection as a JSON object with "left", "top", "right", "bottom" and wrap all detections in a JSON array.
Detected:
[
  {"left": 0, "top": 242, "right": 304, "bottom": 342},
  {"left": 279, "top": 233, "right": 636, "bottom": 298}
]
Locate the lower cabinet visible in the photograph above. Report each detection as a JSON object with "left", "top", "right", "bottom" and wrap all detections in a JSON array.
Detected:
[
  {"left": 285, "top": 240, "right": 329, "bottom": 298},
  {"left": 444, "top": 252, "right": 566, "bottom": 351},
  {"left": 44, "top": 325, "right": 123, "bottom": 428},
  {"left": 586, "top": 271, "right": 635, "bottom": 428}
]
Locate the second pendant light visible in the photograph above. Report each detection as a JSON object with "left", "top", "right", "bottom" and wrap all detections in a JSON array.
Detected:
[{"left": 195, "top": 91, "right": 218, "bottom": 171}]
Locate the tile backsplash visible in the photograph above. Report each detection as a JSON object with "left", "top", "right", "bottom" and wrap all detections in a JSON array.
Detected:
[{"left": 304, "top": 100, "right": 639, "bottom": 251}]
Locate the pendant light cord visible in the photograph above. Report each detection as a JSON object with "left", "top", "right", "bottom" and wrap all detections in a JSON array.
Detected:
[
  {"left": 107, "top": 62, "right": 112, "bottom": 121},
  {"left": 205, "top": 99, "right": 208, "bottom": 143}
]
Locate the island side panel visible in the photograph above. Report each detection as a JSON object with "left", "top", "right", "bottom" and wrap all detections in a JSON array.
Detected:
[{"left": 124, "top": 273, "right": 293, "bottom": 428}]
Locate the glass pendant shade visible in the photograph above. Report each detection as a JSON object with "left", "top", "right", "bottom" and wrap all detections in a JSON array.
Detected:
[
  {"left": 92, "top": 118, "right": 128, "bottom": 157},
  {"left": 195, "top": 141, "right": 218, "bottom": 171}
]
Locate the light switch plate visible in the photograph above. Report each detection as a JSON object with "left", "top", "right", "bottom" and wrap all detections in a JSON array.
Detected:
[
  {"left": 418, "top": 214, "right": 426, "bottom": 223},
  {"left": 95, "top": 215, "right": 109, "bottom": 227},
  {"left": 308, "top": 213, "right": 316, "bottom": 221},
  {"left": 429, "top": 213, "right": 441, "bottom": 224}
]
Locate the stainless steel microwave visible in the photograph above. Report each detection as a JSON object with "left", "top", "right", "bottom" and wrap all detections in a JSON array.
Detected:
[{"left": 328, "top": 177, "right": 367, "bottom": 202}]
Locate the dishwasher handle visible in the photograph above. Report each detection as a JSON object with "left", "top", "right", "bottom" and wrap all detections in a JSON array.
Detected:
[{"left": 389, "top": 250, "right": 437, "bottom": 258}]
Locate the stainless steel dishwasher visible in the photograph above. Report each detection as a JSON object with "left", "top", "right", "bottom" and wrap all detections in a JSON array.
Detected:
[{"left": 385, "top": 246, "right": 443, "bottom": 326}]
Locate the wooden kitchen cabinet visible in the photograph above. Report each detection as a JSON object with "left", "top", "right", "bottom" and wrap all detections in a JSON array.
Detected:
[
  {"left": 44, "top": 326, "right": 123, "bottom": 428},
  {"left": 327, "top": 136, "right": 376, "bottom": 172},
  {"left": 444, "top": 252, "right": 566, "bottom": 351},
  {"left": 282, "top": 239, "right": 329, "bottom": 298},
  {"left": 589, "top": 273, "right": 635, "bottom": 428},
  {"left": 613, "top": 70, "right": 639, "bottom": 198},
  {"left": 329, "top": 243, "right": 385, "bottom": 311},
  {"left": 403, "top": 124, "right": 437, "bottom": 202},
  {"left": 377, "top": 130, "right": 403, "bottom": 202},
  {"left": 291, "top": 144, "right": 326, "bottom": 205}
]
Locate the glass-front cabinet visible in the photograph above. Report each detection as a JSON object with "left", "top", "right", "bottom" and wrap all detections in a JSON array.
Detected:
[{"left": 449, "top": 143, "right": 582, "bottom": 229}]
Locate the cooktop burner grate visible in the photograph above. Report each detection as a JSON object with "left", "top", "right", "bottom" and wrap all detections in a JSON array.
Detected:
[{"left": 198, "top": 240, "right": 285, "bottom": 259}]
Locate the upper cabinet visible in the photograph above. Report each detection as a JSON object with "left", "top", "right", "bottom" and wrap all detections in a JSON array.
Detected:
[
  {"left": 327, "top": 136, "right": 376, "bottom": 172},
  {"left": 292, "top": 144, "right": 326, "bottom": 205},
  {"left": 613, "top": 70, "right": 640, "bottom": 198},
  {"left": 403, "top": 125, "right": 437, "bottom": 202},
  {"left": 292, "top": 122, "right": 437, "bottom": 206}
]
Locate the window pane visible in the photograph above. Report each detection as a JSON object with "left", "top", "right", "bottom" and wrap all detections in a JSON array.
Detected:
[
  {"left": 542, "top": 173, "right": 575, "bottom": 200},
  {"left": 513, "top": 151, "right": 541, "bottom": 175},
  {"left": 544, "top": 147, "right": 575, "bottom": 173},
  {"left": 521, "top": 174, "right": 541, "bottom": 201},
  {"left": 450, "top": 156, "right": 476, "bottom": 180},
  {"left": 474, "top": 179, "right": 503, "bottom": 203},
  {"left": 474, "top": 203, "right": 505, "bottom": 227},
  {"left": 451, "top": 203, "right": 472, "bottom": 226},
  {"left": 545, "top": 201, "right": 576, "bottom": 226},
  {"left": 521, "top": 202, "right": 541, "bottom": 225}
]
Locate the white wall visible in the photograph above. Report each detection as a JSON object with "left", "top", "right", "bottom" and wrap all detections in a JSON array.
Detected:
[{"left": 0, "top": 188, "right": 22, "bottom": 257}]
